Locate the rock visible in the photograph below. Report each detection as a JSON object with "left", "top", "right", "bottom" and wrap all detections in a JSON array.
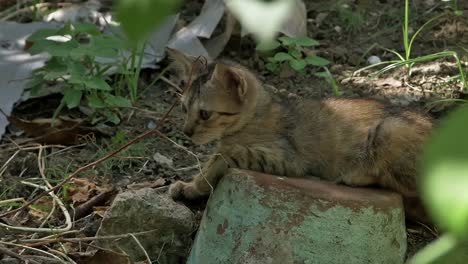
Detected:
[
  {"left": 188, "top": 169, "right": 407, "bottom": 264},
  {"left": 153, "top": 152, "right": 174, "bottom": 167},
  {"left": 95, "top": 188, "right": 195, "bottom": 264},
  {"left": 367, "top": 55, "right": 382, "bottom": 65}
]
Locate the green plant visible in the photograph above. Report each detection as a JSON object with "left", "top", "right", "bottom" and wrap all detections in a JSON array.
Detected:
[
  {"left": 314, "top": 67, "right": 341, "bottom": 96},
  {"left": 261, "top": 36, "right": 330, "bottom": 74},
  {"left": 84, "top": 130, "right": 146, "bottom": 175},
  {"left": 27, "top": 22, "right": 133, "bottom": 124},
  {"left": 356, "top": 0, "right": 467, "bottom": 89},
  {"left": 407, "top": 104, "right": 468, "bottom": 263}
]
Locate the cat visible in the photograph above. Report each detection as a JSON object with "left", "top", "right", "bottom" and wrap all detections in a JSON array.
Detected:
[{"left": 166, "top": 49, "right": 434, "bottom": 223}]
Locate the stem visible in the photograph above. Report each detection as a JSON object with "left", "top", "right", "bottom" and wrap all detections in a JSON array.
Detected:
[
  {"left": 404, "top": 0, "right": 410, "bottom": 61},
  {"left": 51, "top": 98, "right": 65, "bottom": 127}
]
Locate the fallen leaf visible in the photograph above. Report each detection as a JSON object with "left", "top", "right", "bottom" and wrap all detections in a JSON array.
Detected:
[
  {"left": 0, "top": 110, "right": 102, "bottom": 145},
  {"left": 68, "top": 178, "right": 98, "bottom": 205},
  {"left": 93, "top": 206, "right": 110, "bottom": 218}
]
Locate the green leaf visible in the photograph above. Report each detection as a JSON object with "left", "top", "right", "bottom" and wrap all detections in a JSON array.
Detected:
[
  {"left": 44, "top": 57, "right": 67, "bottom": 70},
  {"left": 87, "top": 93, "right": 106, "bottom": 108},
  {"left": 69, "top": 30, "right": 124, "bottom": 60},
  {"left": 43, "top": 70, "right": 67, "bottom": 80},
  {"left": 273, "top": 52, "right": 293, "bottom": 61},
  {"left": 25, "top": 77, "right": 44, "bottom": 95},
  {"left": 408, "top": 234, "right": 468, "bottom": 264},
  {"left": 422, "top": 105, "right": 468, "bottom": 237},
  {"left": 305, "top": 55, "right": 330, "bottom": 66},
  {"left": 116, "top": 0, "right": 181, "bottom": 42},
  {"left": 73, "top": 23, "right": 101, "bottom": 35},
  {"left": 278, "top": 36, "right": 320, "bottom": 47},
  {"left": 104, "top": 110, "right": 121, "bottom": 124},
  {"left": 42, "top": 59, "right": 68, "bottom": 80},
  {"left": 104, "top": 94, "right": 132, "bottom": 108},
  {"left": 68, "top": 62, "right": 87, "bottom": 78},
  {"left": 265, "top": 62, "right": 279, "bottom": 73},
  {"left": 63, "top": 87, "right": 82, "bottom": 109},
  {"left": 83, "top": 77, "right": 112, "bottom": 91},
  {"left": 256, "top": 40, "right": 280, "bottom": 51},
  {"left": 294, "top": 37, "right": 320, "bottom": 46},
  {"left": 29, "top": 39, "right": 79, "bottom": 57},
  {"left": 278, "top": 36, "right": 295, "bottom": 46},
  {"left": 290, "top": 49, "right": 303, "bottom": 59},
  {"left": 27, "top": 28, "right": 60, "bottom": 42},
  {"left": 289, "top": 59, "right": 307, "bottom": 71}
]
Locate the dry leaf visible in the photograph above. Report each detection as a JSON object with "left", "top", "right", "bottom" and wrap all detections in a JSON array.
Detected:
[
  {"left": 0, "top": 110, "right": 99, "bottom": 145},
  {"left": 68, "top": 178, "right": 98, "bottom": 205},
  {"left": 93, "top": 206, "right": 110, "bottom": 218}
]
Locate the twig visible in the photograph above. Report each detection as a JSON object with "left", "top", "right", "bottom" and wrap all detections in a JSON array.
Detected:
[
  {"left": 0, "top": 241, "right": 66, "bottom": 264},
  {"left": 70, "top": 240, "right": 130, "bottom": 258},
  {"left": 130, "top": 234, "right": 152, "bottom": 263},
  {"left": 0, "top": 144, "right": 67, "bottom": 178},
  {"left": 0, "top": 197, "right": 26, "bottom": 206},
  {"left": 47, "top": 247, "right": 78, "bottom": 264},
  {"left": 37, "top": 146, "right": 57, "bottom": 230},
  {"left": 0, "top": 181, "right": 72, "bottom": 233},
  {"left": 154, "top": 130, "right": 213, "bottom": 193},
  {"left": 20, "top": 229, "right": 159, "bottom": 247},
  {"left": 0, "top": 57, "right": 205, "bottom": 219},
  {"left": 160, "top": 75, "right": 184, "bottom": 93},
  {"left": 44, "top": 143, "right": 87, "bottom": 158},
  {"left": 0, "top": 245, "right": 41, "bottom": 264},
  {"left": 72, "top": 188, "right": 117, "bottom": 220}
]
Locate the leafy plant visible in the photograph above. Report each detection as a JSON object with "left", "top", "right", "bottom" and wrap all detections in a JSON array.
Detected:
[
  {"left": 356, "top": 0, "right": 467, "bottom": 89},
  {"left": 261, "top": 36, "right": 330, "bottom": 74},
  {"left": 27, "top": 22, "right": 133, "bottom": 124},
  {"left": 408, "top": 104, "right": 468, "bottom": 263},
  {"left": 314, "top": 67, "right": 341, "bottom": 96}
]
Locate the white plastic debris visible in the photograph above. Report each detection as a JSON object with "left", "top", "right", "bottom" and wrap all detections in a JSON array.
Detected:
[{"left": 0, "top": 22, "right": 61, "bottom": 138}]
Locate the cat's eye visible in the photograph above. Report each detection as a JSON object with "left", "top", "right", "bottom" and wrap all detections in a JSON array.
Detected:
[{"left": 199, "top": 110, "right": 212, "bottom": 121}]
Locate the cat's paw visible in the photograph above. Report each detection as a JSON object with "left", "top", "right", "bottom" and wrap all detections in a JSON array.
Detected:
[{"left": 168, "top": 181, "right": 204, "bottom": 200}]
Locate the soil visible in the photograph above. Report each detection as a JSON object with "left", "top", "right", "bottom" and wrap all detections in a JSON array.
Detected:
[{"left": 2, "top": 0, "right": 467, "bottom": 261}]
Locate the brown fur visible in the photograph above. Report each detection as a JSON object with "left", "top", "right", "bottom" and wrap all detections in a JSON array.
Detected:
[{"left": 166, "top": 49, "right": 434, "bottom": 223}]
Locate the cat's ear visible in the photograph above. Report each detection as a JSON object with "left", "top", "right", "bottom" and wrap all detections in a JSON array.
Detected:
[
  {"left": 212, "top": 64, "right": 248, "bottom": 102},
  {"left": 166, "top": 48, "right": 205, "bottom": 86}
]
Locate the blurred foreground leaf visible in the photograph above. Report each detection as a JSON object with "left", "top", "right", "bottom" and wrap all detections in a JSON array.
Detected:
[
  {"left": 421, "top": 105, "right": 468, "bottom": 236},
  {"left": 116, "top": 0, "right": 180, "bottom": 42}
]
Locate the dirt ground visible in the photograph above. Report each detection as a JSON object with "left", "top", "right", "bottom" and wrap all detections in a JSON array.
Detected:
[{"left": 1, "top": 0, "right": 467, "bottom": 260}]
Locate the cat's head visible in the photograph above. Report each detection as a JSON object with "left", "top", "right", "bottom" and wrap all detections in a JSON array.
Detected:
[{"left": 167, "top": 49, "right": 261, "bottom": 144}]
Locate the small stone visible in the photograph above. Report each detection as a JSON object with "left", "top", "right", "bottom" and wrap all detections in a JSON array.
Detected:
[
  {"left": 367, "top": 55, "right": 382, "bottom": 65},
  {"left": 153, "top": 152, "right": 174, "bottom": 167},
  {"left": 96, "top": 188, "right": 195, "bottom": 263},
  {"left": 147, "top": 120, "right": 156, "bottom": 129}
]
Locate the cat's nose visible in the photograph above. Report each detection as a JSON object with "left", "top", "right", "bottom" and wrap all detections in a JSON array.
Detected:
[{"left": 183, "top": 128, "right": 194, "bottom": 137}]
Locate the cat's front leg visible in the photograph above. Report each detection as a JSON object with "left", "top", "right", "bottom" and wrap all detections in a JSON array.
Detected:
[{"left": 168, "top": 154, "right": 228, "bottom": 200}]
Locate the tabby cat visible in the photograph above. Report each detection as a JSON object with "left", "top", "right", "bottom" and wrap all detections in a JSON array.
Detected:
[{"left": 166, "top": 49, "right": 434, "bottom": 223}]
